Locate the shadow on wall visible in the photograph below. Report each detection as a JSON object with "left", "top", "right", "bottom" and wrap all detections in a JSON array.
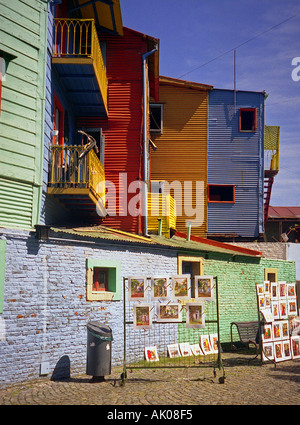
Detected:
[{"left": 51, "top": 355, "right": 71, "bottom": 381}]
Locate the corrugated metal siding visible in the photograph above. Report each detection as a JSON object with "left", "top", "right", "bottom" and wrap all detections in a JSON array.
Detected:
[
  {"left": 208, "top": 89, "right": 264, "bottom": 238},
  {"left": 151, "top": 84, "right": 209, "bottom": 237}
]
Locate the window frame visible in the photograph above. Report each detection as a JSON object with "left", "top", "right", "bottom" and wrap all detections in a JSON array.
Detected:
[
  {"left": 86, "top": 258, "right": 121, "bottom": 301},
  {"left": 150, "top": 103, "right": 163, "bottom": 134},
  {"left": 239, "top": 108, "right": 257, "bottom": 132},
  {"left": 207, "top": 184, "right": 235, "bottom": 204}
]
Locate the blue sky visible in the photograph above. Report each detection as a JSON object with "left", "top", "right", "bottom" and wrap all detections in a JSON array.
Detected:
[{"left": 121, "top": 0, "right": 300, "bottom": 207}]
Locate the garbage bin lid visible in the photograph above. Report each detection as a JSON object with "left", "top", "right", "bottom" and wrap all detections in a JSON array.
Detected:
[{"left": 87, "top": 321, "right": 112, "bottom": 337}]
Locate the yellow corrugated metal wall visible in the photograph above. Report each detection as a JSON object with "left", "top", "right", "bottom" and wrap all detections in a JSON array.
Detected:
[{"left": 151, "top": 82, "right": 209, "bottom": 237}]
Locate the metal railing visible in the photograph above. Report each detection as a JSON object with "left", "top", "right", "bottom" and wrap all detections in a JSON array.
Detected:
[
  {"left": 147, "top": 193, "right": 176, "bottom": 235},
  {"left": 48, "top": 145, "right": 105, "bottom": 202}
]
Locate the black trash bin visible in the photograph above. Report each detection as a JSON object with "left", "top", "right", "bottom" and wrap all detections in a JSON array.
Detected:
[{"left": 86, "top": 321, "right": 113, "bottom": 381}]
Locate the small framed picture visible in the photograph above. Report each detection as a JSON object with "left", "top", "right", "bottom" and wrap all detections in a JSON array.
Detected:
[
  {"left": 186, "top": 302, "right": 205, "bottom": 328},
  {"left": 167, "top": 343, "right": 181, "bottom": 358},
  {"left": 145, "top": 346, "right": 159, "bottom": 362},
  {"left": 260, "top": 308, "right": 273, "bottom": 323},
  {"left": 281, "top": 320, "right": 289, "bottom": 339},
  {"left": 209, "top": 333, "right": 219, "bottom": 354},
  {"left": 274, "top": 341, "right": 284, "bottom": 362},
  {"left": 133, "top": 303, "right": 152, "bottom": 330},
  {"left": 264, "top": 280, "right": 270, "bottom": 294},
  {"left": 261, "top": 324, "right": 273, "bottom": 342},
  {"left": 288, "top": 298, "right": 297, "bottom": 316},
  {"left": 262, "top": 342, "right": 274, "bottom": 362},
  {"left": 258, "top": 295, "right": 265, "bottom": 310},
  {"left": 256, "top": 283, "right": 264, "bottom": 295},
  {"left": 151, "top": 276, "right": 169, "bottom": 300},
  {"left": 128, "top": 276, "right": 147, "bottom": 301},
  {"left": 179, "top": 342, "right": 192, "bottom": 357},
  {"left": 271, "top": 282, "right": 278, "bottom": 300},
  {"left": 278, "top": 281, "right": 286, "bottom": 299},
  {"left": 279, "top": 300, "right": 288, "bottom": 319},
  {"left": 282, "top": 340, "right": 292, "bottom": 361},
  {"left": 200, "top": 335, "right": 212, "bottom": 355},
  {"left": 156, "top": 302, "right": 182, "bottom": 323},
  {"left": 271, "top": 301, "right": 280, "bottom": 320},
  {"left": 287, "top": 283, "right": 296, "bottom": 299},
  {"left": 291, "top": 336, "right": 300, "bottom": 359},
  {"left": 190, "top": 344, "right": 202, "bottom": 356},
  {"left": 272, "top": 321, "right": 281, "bottom": 340},
  {"left": 171, "top": 275, "right": 191, "bottom": 300},
  {"left": 265, "top": 294, "right": 271, "bottom": 309},
  {"left": 194, "top": 276, "right": 214, "bottom": 302},
  {"left": 289, "top": 316, "right": 300, "bottom": 336}
]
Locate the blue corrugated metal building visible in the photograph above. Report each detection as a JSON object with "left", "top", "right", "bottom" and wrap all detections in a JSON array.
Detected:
[{"left": 207, "top": 89, "right": 265, "bottom": 241}]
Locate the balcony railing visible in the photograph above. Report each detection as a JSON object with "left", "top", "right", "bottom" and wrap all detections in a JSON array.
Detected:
[
  {"left": 148, "top": 193, "right": 176, "bottom": 237},
  {"left": 264, "top": 125, "right": 280, "bottom": 172},
  {"left": 53, "top": 18, "right": 107, "bottom": 110},
  {"left": 48, "top": 145, "right": 105, "bottom": 204}
]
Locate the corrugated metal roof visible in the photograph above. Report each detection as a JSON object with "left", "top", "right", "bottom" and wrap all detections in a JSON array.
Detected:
[
  {"left": 268, "top": 206, "right": 300, "bottom": 219},
  {"left": 50, "top": 225, "right": 262, "bottom": 257}
]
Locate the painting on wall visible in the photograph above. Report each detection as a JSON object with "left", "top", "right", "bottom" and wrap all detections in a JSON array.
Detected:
[
  {"left": 272, "top": 321, "right": 281, "bottom": 340},
  {"left": 194, "top": 276, "right": 214, "bottom": 302},
  {"left": 156, "top": 303, "right": 182, "bottom": 323},
  {"left": 271, "top": 282, "right": 278, "bottom": 300},
  {"left": 279, "top": 281, "right": 286, "bottom": 299},
  {"left": 287, "top": 283, "right": 296, "bottom": 298},
  {"left": 128, "top": 276, "right": 147, "bottom": 301},
  {"left": 186, "top": 303, "right": 205, "bottom": 328},
  {"left": 279, "top": 300, "right": 288, "bottom": 319},
  {"left": 151, "top": 277, "right": 169, "bottom": 300},
  {"left": 271, "top": 301, "right": 280, "bottom": 320},
  {"left": 133, "top": 304, "right": 152, "bottom": 330},
  {"left": 171, "top": 275, "right": 191, "bottom": 300},
  {"left": 145, "top": 346, "right": 159, "bottom": 362},
  {"left": 261, "top": 324, "right": 273, "bottom": 343},
  {"left": 288, "top": 299, "right": 297, "bottom": 316},
  {"left": 256, "top": 283, "right": 264, "bottom": 295},
  {"left": 264, "top": 281, "right": 270, "bottom": 294}
]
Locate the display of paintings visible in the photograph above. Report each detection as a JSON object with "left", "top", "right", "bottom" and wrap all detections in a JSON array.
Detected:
[
  {"left": 256, "top": 283, "right": 264, "bottom": 295},
  {"left": 279, "top": 300, "right": 288, "bottom": 319},
  {"left": 288, "top": 299, "right": 297, "bottom": 316},
  {"left": 128, "top": 276, "right": 147, "bottom": 300},
  {"left": 133, "top": 304, "right": 152, "bottom": 329},
  {"left": 156, "top": 303, "right": 182, "bottom": 323},
  {"left": 278, "top": 281, "right": 286, "bottom": 299},
  {"left": 167, "top": 343, "right": 181, "bottom": 358},
  {"left": 194, "top": 275, "right": 214, "bottom": 301},
  {"left": 258, "top": 295, "right": 265, "bottom": 310},
  {"left": 271, "top": 282, "right": 279, "bottom": 300},
  {"left": 261, "top": 324, "right": 273, "bottom": 342},
  {"left": 264, "top": 281, "right": 270, "bottom": 294},
  {"left": 274, "top": 341, "right": 284, "bottom": 362},
  {"left": 260, "top": 308, "right": 273, "bottom": 323},
  {"left": 145, "top": 346, "right": 159, "bottom": 362},
  {"left": 171, "top": 275, "right": 191, "bottom": 300},
  {"left": 291, "top": 336, "right": 300, "bottom": 359},
  {"left": 262, "top": 342, "right": 274, "bottom": 362},
  {"left": 179, "top": 342, "right": 192, "bottom": 357},
  {"left": 282, "top": 340, "right": 292, "bottom": 361},
  {"left": 151, "top": 276, "right": 169, "bottom": 300},
  {"left": 287, "top": 283, "right": 296, "bottom": 298},
  {"left": 273, "top": 321, "right": 281, "bottom": 340},
  {"left": 281, "top": 320, "right": 289, "bottom": 339},
  {"left": 271, "top": 301, "right": 280, "bottom": 320},
  {"left": 209, "top": 333, "right": 219, "bottom": 354},
  {"left": 200, "top": 335, "right": 212, "bottom": 355},
  {"left": 186, "top": 302, "right": 205, "bottom": 328},
  {"left": 190, "top": 344, "right": 202, "bottom": 356}
]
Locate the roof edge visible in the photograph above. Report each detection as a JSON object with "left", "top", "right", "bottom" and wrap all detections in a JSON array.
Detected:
[{"left": 159, "top": 75, "right": 213, "bottom": 91}]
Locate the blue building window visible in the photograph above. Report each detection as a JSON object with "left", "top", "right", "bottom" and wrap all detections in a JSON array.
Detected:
[
  {"left": 239, "top": 108, "right": 257, "bottom": 132},
  {"left": 208, "top": 185, "right": 235, "bottom": 203}
]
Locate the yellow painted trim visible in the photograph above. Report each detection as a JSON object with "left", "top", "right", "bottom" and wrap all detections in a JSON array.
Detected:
[
  {"left": 264, "top": 268, "right": 278, "bottom": 282},
  {"left": 178, "top": 255, "right": 204, "bottom": 275},
  {"left": 52, "top": 57, "right": 93, "bottom": 65},
  {"left": 47, "top": 187, "right": 90, "bottom": 196}
]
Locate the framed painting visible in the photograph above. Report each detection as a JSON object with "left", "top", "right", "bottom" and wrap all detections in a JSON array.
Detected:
[
  {"left": 190, "top": 344, "right": 202, "bottom": 356},
  {"left": 261, "top": 324, "right": 273, "bottom": 343},
  {"left": 262, "top": 342, "right": 274, "bottom": 362},
  {"left": 279, "top": 300, "right": 288, "bottom": 319},
  {"left": 209, "top": 333, "right": 219, "bottom": 354},
  {"left": 291, "top": 336, "right": 300, "bottom": 359},
  {"left": 272, "top": 321, "right": 281, "bottom": 340},
  {"left": 171, "top": 275, "right": 191, "bottom": 300},
  {"left": 271, "top": 282, "right": 278, "bottom": 300},
  {"left": 151, "top": 276, "right": 169, "bottom": 300},
  {"left": 186, "top": 302, "right": 205, "bottom": 328},
  {"left": 271, "top": 301, "right": 279, "bottom": 320},
  {"left": 274, "top": 341, "right": 284, "bottom": 362},
  {"left": 287, "top": 283, "right": 296, "bottom": 299},
  {"left": 282, "top": 340, "right": 292, "bottom": 361},
  {"left": 278, "top": 281, "right": 286, "bottom": 299},
  {"left": 167, "top": 343, "right": 181, "bottom": 358},
  {"left": 179, "top": 342, "right": 192, "bottom": 357},
  {"left": 264, "top": 280, "right": 270, "bottom": 294},
  {"left": 260, "top": 308, "right": 273, "bottom": 323},
  {"left": 256, "top": 283, "right": 264, "bottom": 296},
  {"left": 133, "top": 304, "right": 152, "bottom": 330},
  {"left": 289, "top": 316, "right": 300, "bottom": 336},
  {"left": 258, "top": 295, "right": 265, "bottom": 310},
  {"left": 128, "top": 276, "right": 147, "bottom": 301},
  {"left": 288, "top": 298, "right": 297, "bottom": 316},
  {"left": 281, "top": 320, "right": 289, "bottom": 339},
  {"left": 200, "top": 335, "right": 212, "bottom": 355},
  {"left": 194, "top": 276, "right": 214, "bottom": 302},
  {"left": 145, "top": 346, "right": 159, "bottom": 362},
  {"left": 265, "top": 294, "right": 271, "bottom": 309},
  {"left": 156, "top": 303, "right": 182, "bottom": 323}
]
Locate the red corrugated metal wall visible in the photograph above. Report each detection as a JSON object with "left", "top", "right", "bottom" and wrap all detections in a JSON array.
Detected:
[{"left": 77, "top": 28, "right": 153, "bottom": 234}]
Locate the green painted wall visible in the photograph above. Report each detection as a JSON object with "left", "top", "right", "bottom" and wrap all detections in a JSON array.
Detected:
[{"left": 0, "top": 0, "right": 48, "bottom": 229}]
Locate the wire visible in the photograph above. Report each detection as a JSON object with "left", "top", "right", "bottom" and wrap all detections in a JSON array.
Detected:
[{"left": 178, "top": 12, "right": 300, "bottom": 79}]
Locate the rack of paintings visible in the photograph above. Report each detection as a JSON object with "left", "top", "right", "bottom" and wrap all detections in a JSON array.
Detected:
[
  {"left": 257, "top": 281, "right": 300, "bottom": 364},
  {"left": 122, "top": 275, "right": 225, "bottom": 383}
]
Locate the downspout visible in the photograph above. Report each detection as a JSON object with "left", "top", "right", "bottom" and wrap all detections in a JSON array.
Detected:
[{"left": 142, "top": 43, "right": 158, "bottom": 236}]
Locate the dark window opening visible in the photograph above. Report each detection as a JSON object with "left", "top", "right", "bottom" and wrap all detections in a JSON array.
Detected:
[
  {"left": 93, "top": 268, "right": 109, "bottom": 291},
  {"left": 208, "top": 185, "right": 235, "bottom": 203},
  {"left": 239, "top": 108, "right": 257, "bottom": 132},
  {"left": 150, "top": 104, "right": 163, "bottom": 133}
]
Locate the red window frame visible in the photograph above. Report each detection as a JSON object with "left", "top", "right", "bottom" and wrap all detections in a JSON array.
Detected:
[
  {"left": 207, "top": 184, "right": 235, "bottom": 204},
  {"left": 53, "top": 93, "right": 64, "bottom": 145},
  {"left": 239, "top": 108, "right": 257, "bottom": 132}
]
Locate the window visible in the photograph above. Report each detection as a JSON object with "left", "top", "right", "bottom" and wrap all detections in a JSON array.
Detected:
[
  {"left": 86, "top": 258, "right": 121, "bottom": 301},
  {"left": 239, "top": 108, "right": 257, "bottom": 132},
  {"left": 208, "top": 185, "right": 235, "bottom": 203},
  {"left": 264, "top": 268, "right": 278, "bottom": 283},
  {"left": 0, "top": 240, "right": 6, "bottom": 314},
  {"left": 78, "top": 128, "right": 105, "bottom": 164},
  {"left": 150, "top": 104, "right": 163, "bottom": 133}
]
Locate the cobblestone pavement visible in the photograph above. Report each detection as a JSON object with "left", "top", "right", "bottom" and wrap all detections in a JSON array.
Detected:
[{"left": 0, "top": 353, "right": 299, "bottom": 406}]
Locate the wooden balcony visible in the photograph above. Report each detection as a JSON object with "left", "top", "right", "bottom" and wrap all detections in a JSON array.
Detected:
[
  {"left": 148, "top": 193, "right": 176, "bottom": 238},
  {"left": 47, "top": 145, "right": 106, "bottom": 219},
  {"left": 52, "top": 18, "right": 108, "bottom": 116}
]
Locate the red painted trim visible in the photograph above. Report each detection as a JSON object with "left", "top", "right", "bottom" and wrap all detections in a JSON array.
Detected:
[
  {"left": 53, "top": 93, "right": 64, "bottom": 145},
  {"left": 239, "top": 108, "right": 257, "bottom": 132},
  {"left": 175, "top": 231, "right": 262, "bottom": 257},
  {"left": 207, "top": 184, "right": 235, "bottom": 203}
]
